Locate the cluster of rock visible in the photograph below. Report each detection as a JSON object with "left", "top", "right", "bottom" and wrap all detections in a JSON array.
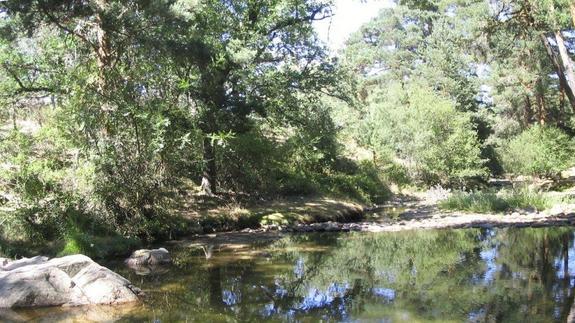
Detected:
[
  {"left": 254, "top": 203, "right": 575, "bottom": 233},
  {"left": 0, "top": 255, "right": 142, "bottom": 308},
  {"left": 256, "top": 221, "right": 365, "bottom": 233},
  {"left": 284, "top": 222, "right": 363, "bottom": 232}
]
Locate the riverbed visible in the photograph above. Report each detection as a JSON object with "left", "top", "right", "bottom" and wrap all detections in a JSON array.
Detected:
[{"left": 5, "top": 227, "right": 575, "bottom": 322}]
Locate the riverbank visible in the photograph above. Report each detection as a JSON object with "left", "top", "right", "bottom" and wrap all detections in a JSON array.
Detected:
[
  {"left": 177, "top": 195, "right": 365, "bottom": 233},
  {"left": 5, "top": 190, "right": 575, "bottom": 259},
  {"left": 0, "top": 195, "right": 366, "bottom": 259},
  {"left": 174, "top": 193, "right": 575, "bottom": 246}
]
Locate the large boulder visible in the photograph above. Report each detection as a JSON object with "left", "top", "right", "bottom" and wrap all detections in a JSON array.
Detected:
[
  {"left": 125, "top": 248, "right": 172, "bottom": 267},
  {"left": 0, "top": 254, "right": 141, "bottom": 308}
]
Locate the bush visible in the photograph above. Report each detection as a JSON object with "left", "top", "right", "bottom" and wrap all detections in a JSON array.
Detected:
[
  {"left": 499, "top": 125, "right": 575, "bottom": 177},
  {"left": 361, "top": 82, "right": 488, "bottom": 187},
  {"left": 0, "top": 130, "right": 88, "bottom": 241},
  {"left": 380, "top": 161, "right": 412, "bottom": 188},
  {"left": 439, "top": 190, "right": 507, "bottom": 213},
  {"left": 213, "top": 117, "right": 392, "bottom": 205},
  {"left": 319, "top": 161, "right": 391, "bottom": 204}
]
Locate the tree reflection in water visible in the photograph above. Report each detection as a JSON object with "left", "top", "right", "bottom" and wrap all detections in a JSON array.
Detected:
[{"left": 9, "top": 228, "right": 575, "bottom": 322}]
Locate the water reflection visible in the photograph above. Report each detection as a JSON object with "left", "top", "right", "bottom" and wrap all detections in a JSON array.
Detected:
[{"left": 7, "top": 227, "right": 575, "bottom": 322}]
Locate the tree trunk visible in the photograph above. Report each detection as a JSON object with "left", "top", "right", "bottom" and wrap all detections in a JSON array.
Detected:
[
  {"left": 559, "top": 84, "right": 566, "bottom": 126},
  {"left": 541, "top": 34, "right": 575, "bottom": 111},
  {"left": 555, "top": 32, "right": 575, "bottom": 82},
  {"left": 535, "top": 79, "right": 546, "bottom": 125},
  {"left": 555, "top": 30, "right": 575, "bottom": 104},
  {"left": 201, "top": 137, "right": 217, "bottom": 196},
  {"left": 94, "top": 0, "right": 112, "bottom": 91},
  {"left": 12, "top": 105, "right": 17, "bottom": 130},
  {"left": 546, "top": 0, "right": 575, "bottom": 112},
  {"left": 524, "top": 95, "right": 533, "bottom": 126},
  {"left": 571, "top": 3, "right": 575, "bottom": 27}
]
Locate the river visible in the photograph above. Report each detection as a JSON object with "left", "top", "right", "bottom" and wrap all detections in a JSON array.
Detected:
[{"left": 5, "top": 227, "right": 575, "bottom": 322}]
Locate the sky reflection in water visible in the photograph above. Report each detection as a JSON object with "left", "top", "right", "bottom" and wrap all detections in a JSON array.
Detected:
[{"left": 8, "top": 227, "right": 575, "bottom": 322}]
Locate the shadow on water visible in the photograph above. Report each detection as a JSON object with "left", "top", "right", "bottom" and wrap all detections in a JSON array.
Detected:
[{"left": 6, "top": 227, "right": 575, "bottom": 322}]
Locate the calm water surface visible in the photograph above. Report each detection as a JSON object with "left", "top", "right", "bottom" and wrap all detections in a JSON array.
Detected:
[{"left": 6, "top": 227, "right": 575, "bottom": 322}]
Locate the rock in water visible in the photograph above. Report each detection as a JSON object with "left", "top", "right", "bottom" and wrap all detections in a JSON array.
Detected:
[
  {"left": 0, "top": 254, "right": 141, "bottom": 308},
  {"left": 125, "top": 248, "right": 172, "bottom": 266}
]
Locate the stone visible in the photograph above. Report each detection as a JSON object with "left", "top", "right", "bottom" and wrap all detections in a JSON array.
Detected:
[
  {"left": 0, "top": 265, "right": 82, "bottom": 308},
  {"left": 129, "top": 264, "right": 171, "bottom": 276},
  {"left": 0, "top": 255, "right": 48, "bottom": 271},
  {"left": 547, "top": 204, "right": 566, "bottom": 217},
  {"left": 73, "top": 263, "right": 141, "bottom": 305},
  {"left": 125, "top": 248, "right": 172, "bottom": 266},
  {"left": 546, "top": 204, "right": 575, "bottom": 217},
  {"left": 520, "top": 207, "right": 536, "bottom": 214},
  {"left": 323, "top": 221, "right": 340, "bottom": 232},
  {"left": 263, "top": 224, "right": 279, "bottom": 232},
  {"left": 560, "top": 167, "right": 575, "bottom": 179},
  {"left": 0, "top": 258, "right": 10, "bottom": 269},
  {"left": 49, "top": 254, "right": 94, "bottom": 277},
  {"left": 0, "top": 254, "right": 141, "bottom": 308},
  {"left": 528, "top": 179, "right": 554, "bottom": 191}
]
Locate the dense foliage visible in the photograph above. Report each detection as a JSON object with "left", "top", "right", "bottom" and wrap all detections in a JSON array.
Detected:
[
  {"left": 1, "top": 0, "right": 575, "bottom": 247},
  {"left": 499, "top": 125, "right": 575, "bottom": 176},
  {"left": 357, "top": 82, "right": 487, "bottom": 187}
]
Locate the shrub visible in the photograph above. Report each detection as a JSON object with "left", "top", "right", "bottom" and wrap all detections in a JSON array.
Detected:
[
  {"left": 0, "top": 130, "right": 88, "bottom": 241},
  {"left": 499, "top": 125, "right": 575, "bottom": 177},
  {"left": 361, "top": 82, "right": 488, "bottom": 187},
  {"left": 380, "top": 161, "right": 412, "bottom": 188},
  {"left": 212, "top": 118, "right": 392, "bottom": 205},
  {"left": 439, "top": 190, "right": 508, "bottom": 213},
  {"left": 319, "top": 161, "right": 391, "bottom": 204}
]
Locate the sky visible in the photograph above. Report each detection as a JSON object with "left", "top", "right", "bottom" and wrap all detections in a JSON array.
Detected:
[{"left": 314, "top": 0, "right": 394, "bottom": 52}]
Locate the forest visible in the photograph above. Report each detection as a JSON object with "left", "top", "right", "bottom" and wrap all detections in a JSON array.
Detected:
[{"left": 1, "top": 0, "right": 575, "bottom": 257}]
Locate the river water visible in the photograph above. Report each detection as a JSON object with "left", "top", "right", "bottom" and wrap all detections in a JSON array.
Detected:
[{"left": 5, "top": 227, "right": 575, "bottom": 322}]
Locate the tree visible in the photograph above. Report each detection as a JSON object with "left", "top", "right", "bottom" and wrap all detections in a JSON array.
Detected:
[
  {"left": 486, "top": 0, "right": 575, "bottom": 125},
  {"left": 166, "top": 0, "right": 342, "bottom": 194},
  {"left": 0, "top": 0, "right": 203, "bottom": 236},
  {"left": 339, "top": 0, "right": 489, "bottom": 185},
  {"left": 361, "top": 82, "right": 487, "bottom": 186},
  {"left": 0, "top": 0, "right": 349, "bottom": 236}
]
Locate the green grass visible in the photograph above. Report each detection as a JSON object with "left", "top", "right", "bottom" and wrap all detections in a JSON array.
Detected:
[
  {"left": 438, "top": 189, "right": 557, "bottom": 213},
  {"left": 57, "top": 231, "right": 141, "bottom": 259}
]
